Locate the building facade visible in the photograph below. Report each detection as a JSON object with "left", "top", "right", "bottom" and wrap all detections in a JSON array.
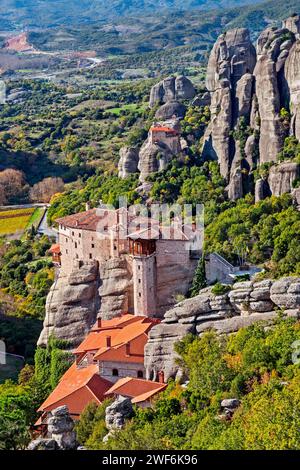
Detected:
[{"left": 54, "top": 207, "right": 199, "bottom": 318}]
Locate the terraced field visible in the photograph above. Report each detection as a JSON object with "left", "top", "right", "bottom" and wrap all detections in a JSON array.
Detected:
[{"left": 0, "top": 207, "right": 41, "bottom": 235}]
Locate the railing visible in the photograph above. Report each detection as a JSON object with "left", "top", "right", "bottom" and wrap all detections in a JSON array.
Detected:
[{"left": 211, "top": 252, "right": 235, "bottom": 271}]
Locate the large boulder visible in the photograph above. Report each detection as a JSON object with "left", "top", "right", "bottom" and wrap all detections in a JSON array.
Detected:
[
  {"left": 149, "top": 75, "right": 195, "bottom": 108},
  {"left": 98, "top": 257, "right": 133, "bottom": 320},
  {"left": 138, "top": 139, "right": 174, "bottom": 182},
  {"left": 28, "top": 406, "right": 77, "bottom": 451},
  {"left": 254, "top": 27, "right": 295, "bottom": 163},
  {"left": 155, "top": 101, "right": 186, "bottom": 120},
  {"left": 105, "top": 396, "right": 134, "bottom": 431},
  {"left": 283, "top": 15, "right": 300, "bottom": 36},
  {"left": 284, "top": 40, "right": 300, "bottom": 141}
]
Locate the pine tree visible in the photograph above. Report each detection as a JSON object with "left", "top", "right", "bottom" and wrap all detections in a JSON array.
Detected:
[{"left": 190, "top": 255, "right": 206, "bottom": 297}]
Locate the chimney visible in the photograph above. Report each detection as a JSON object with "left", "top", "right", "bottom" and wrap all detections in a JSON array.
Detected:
[
  {"left": 106, "top": 336, "right": 111, "bottom": 348},
  {"left": 97, "top": 318, "right": 102, "bottom": 328},
  {"left": 157, "top": 370, "right": 165, "bottom": 384},
  {"left": 86, "top": 201, "right": 91, "bottom": 211},
  {"left": 125, "top": 342, "right": 130, "bottom": 357}
]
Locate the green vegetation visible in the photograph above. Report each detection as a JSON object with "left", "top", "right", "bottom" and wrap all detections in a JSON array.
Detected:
[
  {"left": 205, "top": 193, "right": 300, "bottom": 277},
  {"left": 278, "top": 135, "right": 300, "bottom": 162},
  {"left": 0, "top": 338, "right": 72, "bottom": 449},
  {"left": 0, "top": 231, "right": 53, "bottom": 319},
  {"left": 211, "top": 282, "right": 232, "bottom": 296},
  {"left": 47, "top": 172, "right": 141, "bottom": 225},
  {"left": 80, "top": 317, "right": 300, "bottom": 450},
  {"left": 190, "top": 256, "right": 207, "bottom": 297}
]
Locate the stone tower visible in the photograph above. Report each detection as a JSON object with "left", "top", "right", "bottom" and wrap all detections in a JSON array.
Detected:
[{"left": 129, "top": 238, "right": 157, "bottom": 317}]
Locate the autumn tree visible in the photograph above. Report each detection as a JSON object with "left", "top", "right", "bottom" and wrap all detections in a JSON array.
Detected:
[
  {"left": 29, "top": 177, "right": 64, "bottom": 203},
  {"left": 0, "top": 169, "right": 27, "bottom": 204}
]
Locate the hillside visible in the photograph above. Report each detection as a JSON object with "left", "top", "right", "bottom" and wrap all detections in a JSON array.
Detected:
[{"left": 0, "top": 1, "right": 260, "bottom": 30}]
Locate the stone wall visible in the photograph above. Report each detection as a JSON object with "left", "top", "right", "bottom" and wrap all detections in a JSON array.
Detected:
[{"left": 99, "top": 360, "right": 145, "bottom": 383}]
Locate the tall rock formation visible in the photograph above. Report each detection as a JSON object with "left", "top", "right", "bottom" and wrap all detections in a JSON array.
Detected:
[
  {"left": 254, "top": 27, "right": 294, "bottom": 163},
  {"left": 202, "top": 17, "right": 300, "bottom": 200},
  {"left": 202, "top": 28, "right": 256, "bottom": 180},
  {"left": 38, "top": 261, "right": 100, "bottom": 348}
]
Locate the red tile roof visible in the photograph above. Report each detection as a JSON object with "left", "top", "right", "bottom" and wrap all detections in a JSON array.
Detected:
[
  {"left": 105, "top": 377, "right": 167, "bottom": 403},
  {"left": 49, "top": 243, "right": 61, "bottom": 254},
  {"left": 151, "top": 126, "right": 178, "bottom": 134},
  {"left": 75, "top": 315, "right": 158, "bottom": 364},
  {"left": 38, "top": 363, "right": 112, "bottom": 415}
]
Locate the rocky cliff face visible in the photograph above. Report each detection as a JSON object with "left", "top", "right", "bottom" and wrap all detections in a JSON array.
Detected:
[
  {"left": 98, "top": 257, "right": 133, "bottom": 320},
  {"left": 38, "top": 261, "right": 100, "bottom": 348},
  {"left": 202, "top": 17, "right": 300, "bottom": 200},
  {"left": 118, "top": 147, "right": 139, "bottom": 179},
  {"left": 203, "top": 28, "right": 256, "bottom": 180},
  {"left": 144, "top": 277, "right": 300, "bottom": 381},
  {"left": 39, "top": 257, "right": 134, "bottom": 347}
]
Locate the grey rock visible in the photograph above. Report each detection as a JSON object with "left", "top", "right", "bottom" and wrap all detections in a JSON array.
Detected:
[
  {"left": 155, "top": 101, "right": 186, "bottom": 120},
  {"left": 148, "top": 277, "right": 300, "bottom": 379},
  {"left": 283, "top": 15, "right": 300, "bottom": 36},
  {"left": 38, "top": 261, "right": 100, "bottom": 348},
  {"left": 105, "top": 396, "right": 134, "bottom": 431},
  {"left": 28, "top": 406, "right": 77, "bottom": 451},
  {"left": 255, "top": 178, "right": 270, "bottom": 202},
  {"left": 27, "top": 439, "right": 58, "bottom": 451},
  {"left": 227, "top": 167, "right": 243, "bottom": 200},
  {"left": 269, "top": 162, "right": 300, "bottom": 196},
  {"left": 118, "top": 147, "right": 139, "bottom": 179},
  {"left": 221, "top": 398, "right": 240, "bottom": 409},
  {"left": 192, "top": 92, "right": 211, "bottom": 107},
  {"left": 284, "top": 40, "right": 300, "bottom": 141},
  {"left": 149, "top": 76, "right": 195, "bottom": 108},
  {"left": 203, "top": 28, "right": 256, "bottom": 180}
]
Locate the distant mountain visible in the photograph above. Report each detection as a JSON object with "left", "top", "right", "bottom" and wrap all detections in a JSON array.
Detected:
[{"left": 0, "top": 0, "right": 262, "bottom": 30}]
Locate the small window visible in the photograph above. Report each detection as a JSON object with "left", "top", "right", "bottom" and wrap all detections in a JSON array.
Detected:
[
  {"left": 137, "top": 370, "right": 143, "bottom": 378},
  {"left": 91, "top": 244, "right": 95, "bottom": 248},
  {"left": 89, "top": 253, "right": 92, "bottom": 259},
  {"left": 138, "top": 279, "right": 141, "bottom": 284},
  {"left": 79, "top": 233, "right": 81, "bottom": 238},
  {"left": 65, "top": 238, "right": 68, "bottom": 243},
  {"left": 66, "top": 249, "right": 68, "bottom": 254},
  {"left": 138, "top": 266, "right": 141, "bottom": 270},
  {"left": 114, "top": 245, "right": 117, "bottom": 250},
  {"left": 72, "top": 231, "right": 74, "bottom": 236},
  {"left": 76, "top": 254, "right": 79, "bottom": 259},
  {"left": 75, "top": 242, "right": 77, "bottom": 248},
  {"left": 138, "top": 293, "right": 141, "bottom": 298},
  {"left": 112, "top": 369, "right": 119, "bottom": 377}
]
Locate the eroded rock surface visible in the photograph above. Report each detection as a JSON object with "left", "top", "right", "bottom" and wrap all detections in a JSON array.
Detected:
[
  {"left": 118, "top": 147, "right": 139, "bottom": 179},
  {"left": 201, "top": 18, "right": 300, "bottom": 200},
  {"left": 145, "top": 278, "right": 300, "bottom": 380},
  {"left": 38, "top": 261, "right": 100, "bottom": 348},
  {"left": 149, "top": 75, "right": 195, "bottom": 108},
  {"left": 28, "top": 406, "right": 77, "bottom": 451}
]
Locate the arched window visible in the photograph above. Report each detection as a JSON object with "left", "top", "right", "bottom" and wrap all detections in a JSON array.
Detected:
[
  {"left": 137, "top": 370, "right": 143, "bottom": 378},
  {"left": 112, "top": 369, "right": 119, "bottom": 377}
]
